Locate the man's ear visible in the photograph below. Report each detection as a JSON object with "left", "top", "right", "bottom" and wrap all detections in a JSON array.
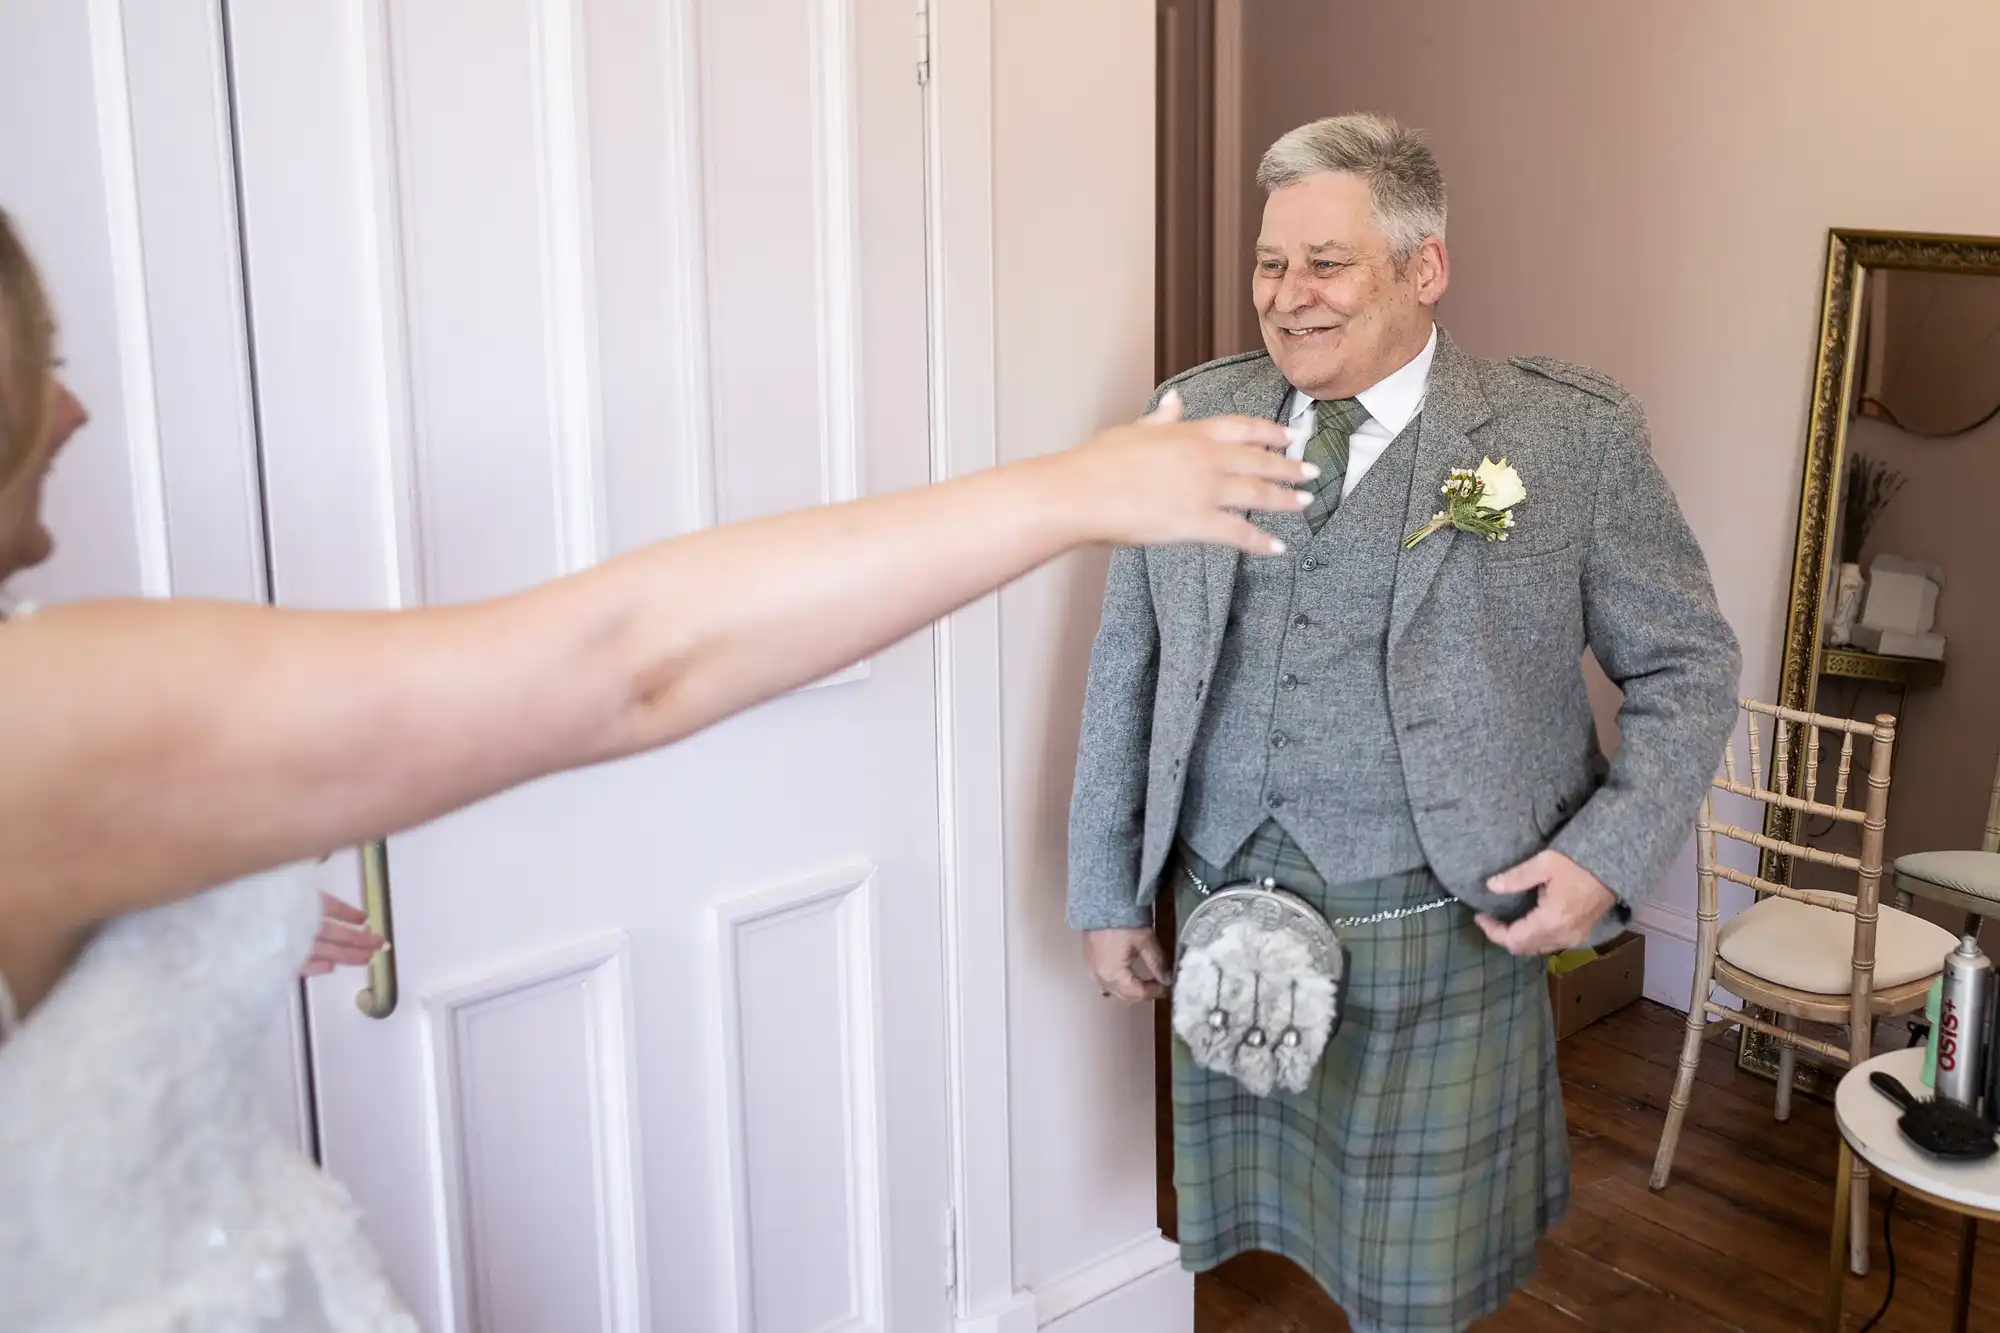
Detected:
[{"left": 1414, "top": 236, "right": 1450, "bottom": 309}]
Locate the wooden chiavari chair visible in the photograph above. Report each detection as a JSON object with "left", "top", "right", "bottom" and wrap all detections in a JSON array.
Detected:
[{"left": 1649, "top": 701, "right": 1956, "bottom": 1277}]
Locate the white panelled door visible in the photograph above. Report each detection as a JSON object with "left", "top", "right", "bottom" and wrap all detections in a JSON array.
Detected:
[{"left": 225, "top": 3, "right": 948, "bottom": 1332}]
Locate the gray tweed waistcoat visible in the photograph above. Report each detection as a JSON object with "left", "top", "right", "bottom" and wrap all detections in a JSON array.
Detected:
[{"left": 1179, "top": 418, "right": 1427, "bottom": 883}]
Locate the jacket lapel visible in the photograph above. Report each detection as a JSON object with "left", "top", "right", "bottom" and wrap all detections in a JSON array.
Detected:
[
  {"left": 1203, "top": 359, "right": 1294, "bottom": 664},
  {"left": 1389, "top": 330, "right": 1493, "bottom": 649}
]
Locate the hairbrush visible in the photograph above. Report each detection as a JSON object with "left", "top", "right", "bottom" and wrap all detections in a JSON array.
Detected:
[{"left": 1871, "top": 1072, "right": 1999, "bottom": 1161}]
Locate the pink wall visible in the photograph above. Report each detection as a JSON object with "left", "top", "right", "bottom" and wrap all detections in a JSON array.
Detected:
[{"left": 1232, "top": 0, "right": 2000, "bottom": 935}]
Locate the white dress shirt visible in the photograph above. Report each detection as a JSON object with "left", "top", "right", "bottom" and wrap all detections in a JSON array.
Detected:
[{"left": 1284, "top": 325, "right": 1437, "bottom": 500}]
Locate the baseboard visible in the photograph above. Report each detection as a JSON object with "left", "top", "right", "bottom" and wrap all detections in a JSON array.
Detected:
[
  {"left": 1639, "top": 924, "right": 1696, "bottom": 1011},
  {"left": 1632, "top": 899, "right": 1696, "bottom": 942},
  {"left": 956, "top": 1290, "right": 1038, "bottom": 1333},
  {"left": 1034, "top": 1232, "right": 1190, "bottom": 1333}
]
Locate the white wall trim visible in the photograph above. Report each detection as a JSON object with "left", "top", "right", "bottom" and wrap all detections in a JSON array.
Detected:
[
  {"left": 1034, "top": 1233, "right": 1185, "bottom": 1328},
  {"left": 923, "top": 0, "right": 1027, "bottom": 1324},
  {"left": 1038, "top": 1258, "right": 1189, "bottom": 1333},
  {"left": 419, "top": 932, "right": 652, "bottom": 1333},
  {"left": 1636, "top": 901, "right": 1698, "bottom": 1012},
  {"left": 808, "top": 0, "right": 864, "bottom": 505},
  {"left": 956, "top": 1291, "right": 1037, "bottom": 1333},
  {"left": 1633, "top": 897, "right": 1697, "bottom": 943},
  {"left": 86, "top": 0, "right": 173, "bottom": 598},
  {"left": 528, "top": 0, "right": 609, "bottom": 572}
]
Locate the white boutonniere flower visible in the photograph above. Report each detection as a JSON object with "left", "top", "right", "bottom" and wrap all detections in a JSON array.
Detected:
[{"left": 1403, "top": 456, "right": 1526, "bottom": 549}]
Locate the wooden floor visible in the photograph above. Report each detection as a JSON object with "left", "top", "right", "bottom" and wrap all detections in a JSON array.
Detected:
[{"left": 1188, "top": 1001, "right": 1998, "bottom": 1332}]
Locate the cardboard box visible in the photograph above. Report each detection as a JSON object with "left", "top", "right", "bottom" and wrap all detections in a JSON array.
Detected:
[
  {"left": 1848, "top": 625, "right": 1946, "bottom": 660},
  {"left": 1547, "top": 930, "right": 1645, "bottom": 1041}
]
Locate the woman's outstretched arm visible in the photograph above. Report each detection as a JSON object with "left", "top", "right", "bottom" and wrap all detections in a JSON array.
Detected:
[{"left": 0, "top": 403, "right": 1308, "bottom": 955}]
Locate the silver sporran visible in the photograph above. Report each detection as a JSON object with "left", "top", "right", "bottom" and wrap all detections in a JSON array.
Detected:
[{"left": 1172, "top": 880, "right": 1345, "bottom": 1097}]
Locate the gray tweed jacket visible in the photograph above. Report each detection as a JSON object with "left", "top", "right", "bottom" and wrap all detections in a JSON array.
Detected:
[{"left": 1066, "top": 330, "right": 1741, "bottom": 944}]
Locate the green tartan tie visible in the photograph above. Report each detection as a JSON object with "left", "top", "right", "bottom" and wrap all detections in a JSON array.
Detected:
[{"left": 1301, "top": 397, "right": 1368, "bottom": 533}]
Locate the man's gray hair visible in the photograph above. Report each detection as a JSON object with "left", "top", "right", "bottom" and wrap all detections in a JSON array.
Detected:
[{"left": 1256, "top": 113, "right": 1446, "bottom": 264}]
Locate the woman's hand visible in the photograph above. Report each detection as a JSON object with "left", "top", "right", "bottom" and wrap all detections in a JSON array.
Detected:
[
  {"left": 1050, "top": 389, "right": 1316, "bottom": 555},
  {"left": 301, "top": 893, "right": 385, "bottom": 977}
]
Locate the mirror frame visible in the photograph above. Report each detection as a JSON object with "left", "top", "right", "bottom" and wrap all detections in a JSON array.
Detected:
[{"left": 1739, "top": 228, "right": 2000, "bottom": 1093}]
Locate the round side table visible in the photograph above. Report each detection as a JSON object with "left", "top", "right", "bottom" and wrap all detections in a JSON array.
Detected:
[{"left": 1830, "top": 1047, "right": 2000, "bottom": 1332}]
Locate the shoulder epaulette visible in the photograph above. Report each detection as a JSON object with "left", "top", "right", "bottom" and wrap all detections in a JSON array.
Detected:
[
  {"left": 1160, "top": 347, "right": 1271, "bottom": 391},
  {"left": 1510, "top": 355, "right": 1631, "bottom": 405}
]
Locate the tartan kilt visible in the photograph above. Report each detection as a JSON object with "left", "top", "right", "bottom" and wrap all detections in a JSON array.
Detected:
[{"left": 1171, "top": 823, "right": 1567, "bottom": 1333}]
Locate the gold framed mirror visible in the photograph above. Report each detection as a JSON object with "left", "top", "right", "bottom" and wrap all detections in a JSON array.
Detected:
[{"left": 1738, "top": 229, "right": 2000, "bottom": 1095}]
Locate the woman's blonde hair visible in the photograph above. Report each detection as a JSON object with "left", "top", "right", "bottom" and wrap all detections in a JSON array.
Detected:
[{"left": 0, "top": 209, "right": 53, "bottom": 495}]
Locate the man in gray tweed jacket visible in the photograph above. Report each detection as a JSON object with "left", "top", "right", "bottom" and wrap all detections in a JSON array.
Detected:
[{"left": 1069, "top": 114, "right": 1739, "bottom": 1331}]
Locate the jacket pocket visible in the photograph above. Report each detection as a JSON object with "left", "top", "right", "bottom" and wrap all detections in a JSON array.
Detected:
[
  {"left": 1480, "top": 541, "right": 1577, "bottom": 587},
  {"left": 1477, "top": 543, "right": 1584, "bottom": 654}
]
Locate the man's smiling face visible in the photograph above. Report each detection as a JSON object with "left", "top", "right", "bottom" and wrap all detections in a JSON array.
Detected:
[{"left": 1252, "top": 170, "right": 1446, "bottom": 400}]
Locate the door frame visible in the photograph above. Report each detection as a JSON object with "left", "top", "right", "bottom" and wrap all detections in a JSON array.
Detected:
[
  {"left": 1155, "top": 0, "right": 1216, "bottom": 384},
  {"left": 921, "top": 2, "right": 1027, "bottom": 1325}
]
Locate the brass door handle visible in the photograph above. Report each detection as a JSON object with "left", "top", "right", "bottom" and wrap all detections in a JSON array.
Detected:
[{"left": 356, "top": 840, "right": 398, "bottom": 1019}]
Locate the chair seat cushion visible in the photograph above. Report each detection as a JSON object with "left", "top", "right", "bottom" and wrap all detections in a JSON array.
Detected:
[
  {"left": 1717, "top": 896, "right": 1958, "bottom": 995},
  {"left": 1896, "top": 850, "right": 2000, "bottom": 902}
]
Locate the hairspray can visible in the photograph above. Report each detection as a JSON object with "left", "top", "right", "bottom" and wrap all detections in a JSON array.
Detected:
[{"left": 1937, "top": 935, "right": 1993, "bottom": 1109}]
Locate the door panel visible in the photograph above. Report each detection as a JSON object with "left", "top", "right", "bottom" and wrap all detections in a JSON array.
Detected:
[
  {"left": 228, "top": 3, "right": 946, "bottom": 1330},
  {"left": 382, "top": 0, "right": 594, "bottom": 601},
  {"left": 701, "top": 0, "right": 867, "bottom": 524}
]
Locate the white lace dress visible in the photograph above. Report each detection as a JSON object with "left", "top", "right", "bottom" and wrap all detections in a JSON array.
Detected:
[{"left": 0, "top": 855, "right": 421, "bottom": 1329}]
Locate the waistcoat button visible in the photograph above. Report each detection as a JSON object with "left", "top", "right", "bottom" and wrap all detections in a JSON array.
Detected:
[
  {"left": 1271, "top": 731, "right": 1287, "bottom": 748},
  {"left": 1292, "top": 612, "right": 1309, "bottom": 629},
  {"left": 1301, "top": 556, "right": 1318, "bottom": 572},
  {"left": 1280, "top": 673, "right": 1298, "bottom": 691}
]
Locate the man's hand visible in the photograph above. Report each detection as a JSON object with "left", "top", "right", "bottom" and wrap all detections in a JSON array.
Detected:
[
  {"left": 1084, "top": 926, "right": 1172, "bottom": 1002},
  {"left": 1475, "top": 850, "right": 1616, "bottom": 956}
]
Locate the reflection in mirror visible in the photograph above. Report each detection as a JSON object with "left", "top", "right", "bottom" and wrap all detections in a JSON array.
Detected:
[{"left": 1799, "top": 267, "right": 2000, "bottom": 921}]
